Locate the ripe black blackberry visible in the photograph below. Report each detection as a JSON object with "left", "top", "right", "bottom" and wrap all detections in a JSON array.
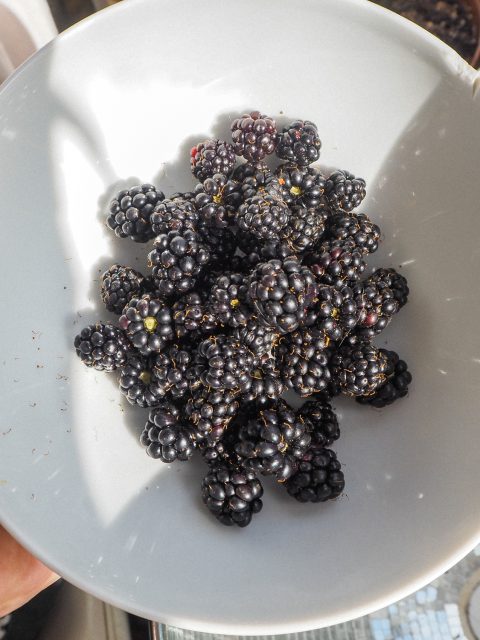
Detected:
[
  {"left": 327, "top": 212, "right": 381, "bottom": 255},
  {"left": 232, "top": 162, "right": 282, "bottom": 202},
  {"left": 194, "top": 335, "right": 257, "bottom": 393},
  {"left": 247, "top": 257, "right": 318, "bottom": 334},
  {"left": 150, "top": 198, "right": 198, "bottom": 235},
  {"left": 119, "top": 294, "right": 174, "bottom": 356},
  {"left": 275, "top": 164, "right": 326, "bottom": 208},
  {"left": 152, "top": 344, "right": 194, "bottom": 400},
  {"left": 185, "top": 386, "right": 239, "bottom": 443},
  {"left": 325, "top": 170, "right": 366, "bottom": 212},
  {"left": 194, "top": 174, "right": 241, "bottom": 229},
  {"left": 277, "top": 327, "right": 331, "bottom": 397},
  {"left": 357, "top": 349, "right": 412, "bottom": 408},
  {"left": 190, "top": 139, "right": 236, "bottom": 182},
  {"left": 231, "top": 111, "right": 277, "bottom": 163},
  {"left": 100, "top": 264, "right": 145, "bottom": 315},
  {"left": 306, "top": 284, "right": 359, "bottom": 342},
  {"left": 231, "top": 316, "right": 279, "bottom": 358},
  {"left": 197, "top": 225, "right": 237, "bottom": 267},
  {"left": 106, "top": 184, "right": 164, "bottom": 242},
  {"left": 331, "top": 342, "right": 389, "bottom": 397},
  {"left": 141, "top": 403, "right": 196, "bottom": 462},
  {"left": 368, "top": 268, "right": 409, "bottom": 308},
  {"left": 118, "top": 353, "right": 168, "bottom": 407},
  {"left": 304, "top": 238, "right": 367, "bottom": 288},
  {"left": 279, "top": 203, "right": 327, "bottom": 252},
  {"left": 236, "top": 193, "right": 289, "bottom": 241},
  {"left": 353, "top": 278, "right": 399, "bottom": 339},
  {"left": 275, "top": 120, "right": 322, "bottom": 166},
  {"left": 297, "top": 398, "right": 340, "bottom": 447},
  {"left": 235, "top": 399, "right": 311, "bottom": 481},
  {"left": 240, "top": 358, "right": 285, "bottom": 404},
  {"left": 172, "top": 292, "right": 218, "bottom": 341},
  {"left": 209, "top": 272, "right": 249, "bottom": 328},
  {"left": 147, "top": 229, "right": 211, "bottom": 296},
  {"left": 285, "top": 447, "right": 345, "bottom": 503},
  {"left": 74, "top": 322, "right": 129, "bottom": 371},
  {"left": 201, "top": 462, "right": 263, "bottom": 527}
]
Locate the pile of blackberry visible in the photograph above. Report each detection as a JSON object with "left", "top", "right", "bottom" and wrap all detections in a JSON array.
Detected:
[{"left": 74, "top": 111, "right": 412, "bottom": 528}]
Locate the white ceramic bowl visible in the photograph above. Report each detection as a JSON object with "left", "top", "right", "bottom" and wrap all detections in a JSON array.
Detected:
[{"left": 1, "top": 0, "right": 480, "bottom": 634}]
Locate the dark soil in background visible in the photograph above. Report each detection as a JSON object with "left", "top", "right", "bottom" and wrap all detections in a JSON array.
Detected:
[{"left": 374, "top": 0, "right": 478, "bottom": 62}]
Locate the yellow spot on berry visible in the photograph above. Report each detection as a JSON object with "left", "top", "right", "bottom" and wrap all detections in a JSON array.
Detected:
[
  {"left": 213, "top": 194, "right": 222, "bottom": 204},
  {"left": 139, "top": 371, "right": 151, "bottom": 385},
  {"left": 332, "top": 308, "right": 339, "bottom": 318},
  {"left": 290, "top": 186, "right": 302, "bottom": 196},
  {"left": 230, "top": 298, "right": 240, "bottom": 308},
  {"left": 278, "top": 177, "right": 286, "bottom": 186},
  {"left": 144, "top": 316, "right": 158, "bottom": 332}
]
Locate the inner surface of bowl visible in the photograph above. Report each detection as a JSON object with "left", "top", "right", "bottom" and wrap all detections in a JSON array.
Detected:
[{"left": 1, "top": 0, "right": 480, "bottom": 634}]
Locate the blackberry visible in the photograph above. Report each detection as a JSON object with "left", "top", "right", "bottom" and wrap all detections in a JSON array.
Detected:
[
  {"left": 119, "top": 353, "right": 168, "bottom": 407},
  {"left": 190, "top": 139, "right": 236, "bottom": 182},
  {"left": 331, "top": 342, "right": 389, "bottom": 397},
  {"left": 74, "top": 322, "right": 129, "bottom": 372},
  {"left": 194, "top": 335, "right": 257, "bottom": 393},
  {"left": 368, "top": 268, "right": 409, "bottom": 308},
  {"left": 353, "top": 279, "right": 399, "bottom": 339},
  {"left": 201, "top": 463, "right": 263, "bottom": 527},
  {"left": 152, "top": 344, "right": 194, "bottom": 400},
  {"left": 275, "top": 120, "right": 322, "bottom": 166},
  {"left": 232, "top": 162, "right": 282, "bottom": 202},
  {"left": 325, "top": 170, "right": 366, "bottom": 213},
  {"left": 185, "top": 386, "right": 239, "bottom": 442},
  {"left": 298, "top": 399, "right": 340, "bottom": 447},
  {"left": 209, "top": 272, "right": 249, "bottom": 328},
  {"left": 140, "top": 403, "right": 196, "bottom": 462},
  {"left": 194, "top": 174, "right": 240, "bottom": 229},
  {"left": 172, "top": 292, "right": 218, "bottom": 340},
  {"left": 106, "top": 184, "right": 164, "bottom": 242},
  {"left": 357, "top": 350, "right": 412, "bottom": 408},
  {"left": 119, "top": 294, "right": 174, "bottom": 356},
  {"left": 231, "top": 316, "right": 279, "bottom": 358},
  {"left": 277, "top": 327, "right": 331, "bottom": 397},
  {"left": 275, "top": 164, "right": 326, "bottom": 208},
  {"left": 285, "top": 447, "right": 345, "bottom": 503},
  {"left": 197, "top": 225, "right": 237, "bottom": 267},
  {"left": 150, "top": 198, "right": 198, "bottom": 235},
  {"left": 235, "top": 399, "right": 311, "bottom": 481},
  {"left": 147, "top": 229, "right": 210, "bottom": 296},
  {"left": 241, "top": 358, "right": 285, "bottom": 404},
  {"left": 304, "top": 238, "right": 367, "bottom": 288},
  {"left": 279, "top": 203, "right": 327, "bottom": 252},
  {"left": 100, "top": 264, "right": 145, "bottom": 316},
  {"left": 247, "top": 257, "right": 318, "bottom": 334},
  {"left": 236, "top": 193, "right": 289, "bottom": 242},
  {"left": 327, "top": 212, "right": 381, "bottom": 255},
  {"left": 231, "top": 111, "right": 277, "bottom": 163},
  {"left": 306, "top": 284, "right": 360, "bottom": 341}
]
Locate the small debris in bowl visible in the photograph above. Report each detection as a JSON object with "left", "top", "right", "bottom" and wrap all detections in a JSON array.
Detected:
[{"left": 73, "top": 112, "right": 412, "bottom": 528}]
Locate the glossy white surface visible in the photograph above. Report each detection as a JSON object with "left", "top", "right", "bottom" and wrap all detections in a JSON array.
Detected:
[{"left": 1, "top": 0, "right": 480, "bottom": 633}]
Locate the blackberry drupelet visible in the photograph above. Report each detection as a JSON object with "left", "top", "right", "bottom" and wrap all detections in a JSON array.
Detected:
[
  {"left": 325, "top": 170, "right": 366, "bottom": 213},
  {"left": 235, "top": 399, "right": 311, "bottom": 481},
  {"left": 141, "top": 403, "right": 196, "bottom": 462},
  {"left": 331, "top": 342, "right": 389, "bottom": 397},
  {"left": 100, "top": 264, "right": 145, "bottom": 315},
  {"left": 327, "top": 212, "right": 381, "bottom": 255},
  {"left": 194, "top": 174, "right": 240, "bottom": 229},
  {"left": 231, "top": 111, "right": 277, "bottom": 163},
  {"left": 275, "top": 120, "right": 322, "bottom": 166},
  {"left": 147, "top": 229, "right": 211, "bottom": 296},
  {"left": 209, "top": 272, "right": 249, "bottom": 328},
  {"left": 150, "top": 198, "right": 198, "bottom": 235},
  {"left": 354, "top": 278, "right": 399, "bottom": 339},
  {"left": 285, "top": 447, "right": 345, "bottom": 503},
  {"left": 119, "top": 294, "right": 174, "bottom": 356},
  {"left": 118, "top": 353, "right": 167, "bottom": 407},
  {"left": 275, "top": 164, "right": 326, "bottom": 208},
  {"left": 74, "top": 322, "right": 129, "bottom": 372},
  {"left": 277, "top": 327, "right": 331, "bottom": 396},
  {"left": 279, "top": 203, "right": 327, "bottom": 252},
  {"left": 368, "top": 268, "right": 409, "bottom": 308},
  {"left": 152, "top": 344, "right": 194, "bottom": 400},
  {"left": 247, "top": 257, "right": 318, "bottom": 334},
  {"left": 194, "top": 335, "right": 257, "bottom": 393},
  {"left": 231, "top": 316, "right": 279, "bottom": 358},
  {"left": 201, "top": 463, "right": 263, "bottom": 527},
  {"left": 106, "top": 184, "right": 164, "bottom": 242},
  {"left": 304, "top": 238, "right": 367, "bottom": 288},
  {"left": 356, "top": 349, "right": 412, "bottom": 408},
  {"left": 172, "top": 292, "right": 218, "bottom": 340},
  {"left": 185, "top": 386, "right": 239, "bottom": 442},
  {"left": 190, "top": 139, "right": 236, "bottom": 182},
  {"left": 236, "top": 193, "right": 289, "bottom": 241},
  {"left": 297, "top": 398, "right": 340, "bottom": 447}
]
